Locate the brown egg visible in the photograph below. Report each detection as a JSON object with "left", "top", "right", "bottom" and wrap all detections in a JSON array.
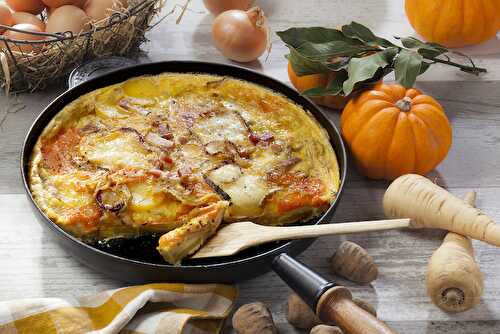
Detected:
[
  {"left": 84, "top": 0, "right": 126, "bottom": 21},
  {"left": 4, "top": 23, "right": 45, "bottom": 52},
  {"left": 0, "top": 4, "right": 13, "bottom": 33},
  {"left": 12, "top": 12, "right": 45, "bottom": 31},
  {"left": 46, "top": 5, "right": 90, "bottom": 34},
  {"left": 42, "top": 0, "right": 86, "bottom": 8},
  {"left": 6, "top": 0, "right": 45, "bottom": 15}
]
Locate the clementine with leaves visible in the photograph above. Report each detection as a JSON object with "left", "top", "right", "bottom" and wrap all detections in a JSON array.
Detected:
[{"left": 287, "top": 62, "right": 349, "bottom": 110}]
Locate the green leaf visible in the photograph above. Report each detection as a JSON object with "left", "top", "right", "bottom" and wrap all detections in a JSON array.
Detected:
[
  {"left": 343, "top": 48, "right": 398, "bottom": 95},
  {"left": 394, "top": 49, "right": 423, "bottom": 88},
  {"left": 295, "top": 40, "right": 376, "bottom": 61},
  {"left": 419, "top": 61, "right": 431, "bottom": 74},
  {"left": 397, "top": 36, "right": 447, "bottom": 58},
  {"left": 280, "top": 23, "right": 486, "bottom": 96},
  {"left": 277, "top": 27, "right": 355, "bottom": 48},
  {"left": 425, "top": 41, "right": 449, "bottom": 52},
  {"left": 418, "top": 48, "right": 444, "bottom": 59},
  {"left": 397, "top": 36, "right": 446, "bottom": 51},
  {"left": 342, "top": 22, "right": 396, "bottom": 48},
  {"left": 287, "top": 47, "right": 330, "bottom": 76},
  {"left": 398, "top": 36, "right": 421, "bottom": 49},
  {"left": 326, "top": 58, "right": 350, "bottom": 71},
  {"left": 303, "top": 70, "right": 348, "bottom": 97}
]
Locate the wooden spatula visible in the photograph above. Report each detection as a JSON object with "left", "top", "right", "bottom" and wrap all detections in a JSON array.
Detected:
[{"left": 192, "top": 218, "right": 411, "bottom": 259}]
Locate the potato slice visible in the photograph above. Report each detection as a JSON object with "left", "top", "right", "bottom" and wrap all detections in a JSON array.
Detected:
[{"left": 157, "top": 201, "right": 228, "bottom": 264}]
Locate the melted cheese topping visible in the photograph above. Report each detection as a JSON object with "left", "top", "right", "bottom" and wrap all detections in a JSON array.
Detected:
[
  {"left": 222, "top": 174, "right": 272, "bottom": 218},
  {"left": 192, "top": 110, "right": 249, "bottom": 147},
  {"left": 209, "top": 164, "right": 242, "bottom": 184},
  {"left": 29, "top": 73, "right": 340, "bottom": 242},
  {"left": 80, "top": 130, "right": 155, "bottom": 170}
]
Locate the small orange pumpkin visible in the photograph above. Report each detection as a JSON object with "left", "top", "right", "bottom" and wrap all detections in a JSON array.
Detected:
[
  {"left": 405, "top": 0, "right": 500, "bottom": 48},
  {"left": 341, "top": 83, "right": 452, "bottom": 180},
  {"left": 287, "top": 62, "right": 349, "bottom": 110}
]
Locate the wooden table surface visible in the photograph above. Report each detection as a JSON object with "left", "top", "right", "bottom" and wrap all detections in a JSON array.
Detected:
[{"left": 1, "top": 1, "right": 500, "bottom": 333}]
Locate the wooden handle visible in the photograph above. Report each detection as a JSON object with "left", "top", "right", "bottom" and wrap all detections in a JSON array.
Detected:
[
  {"left": 260, "top": 218, "right": 411, "bottom": 242},
  {"left": 316, "top": 286, "right": 397, "bottom": 334}
]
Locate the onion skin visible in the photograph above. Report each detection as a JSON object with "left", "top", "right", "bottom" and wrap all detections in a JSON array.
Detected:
[
  {"left": 203, "top": 0, "right": 253, "bottom": 16},
  {"left": 212, "top": 6, "right": 268, "bottom": 63}
]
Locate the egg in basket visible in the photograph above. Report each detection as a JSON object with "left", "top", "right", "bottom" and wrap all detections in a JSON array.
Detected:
[{"left": 0, "top": 0, "right": 164, "bottom": 92}]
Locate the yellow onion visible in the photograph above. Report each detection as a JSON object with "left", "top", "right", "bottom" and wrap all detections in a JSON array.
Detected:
[
  {"left": 212, "top": 6, "right": 268, "bottom": 63},
  {"left": 203, "top": 0, "right": 253, "bottom": 16}
]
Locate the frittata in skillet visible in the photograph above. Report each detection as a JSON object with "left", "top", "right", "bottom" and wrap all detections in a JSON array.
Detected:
[{"left": 29, "top": 73, "right": 340, "bottom": 264}]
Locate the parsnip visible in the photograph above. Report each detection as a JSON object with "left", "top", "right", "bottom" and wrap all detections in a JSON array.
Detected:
[
  {"left": 330, "top": 241, "right": 378, "bottom": 284},
  {"left": 310, "top": 325, "right": 344, "bottom": 334},
  {"left": 383, "top": 174, "right": 500, "bottom": 247},
  {"left": 286, "top": 293, "right": 322, "bottom": 330},
  {"left": 426, "top": 192, "right": 484, "bottom": 313},
  {"left": 232, "top": 302, "right": 277, "bottom": 334}
]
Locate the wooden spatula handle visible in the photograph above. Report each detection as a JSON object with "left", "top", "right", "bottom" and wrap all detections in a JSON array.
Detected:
[{"left": 316, "top": 286, "right": 397, "bottom": 334}]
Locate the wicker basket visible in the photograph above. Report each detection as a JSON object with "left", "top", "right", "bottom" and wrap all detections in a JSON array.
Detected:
[{"left": 0, "top": 0, "right": 165, "bottom": 93}]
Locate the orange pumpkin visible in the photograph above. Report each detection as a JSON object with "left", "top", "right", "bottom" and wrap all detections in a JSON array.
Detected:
[
  {"left": 405, "top": 0, "right": 500, "bottom": 48},
  {"left": 287, "top": 62, "right": 349, "bottom": 110},
  {"left": 341, "top": 83, "right": 452, "bottom": 180}
]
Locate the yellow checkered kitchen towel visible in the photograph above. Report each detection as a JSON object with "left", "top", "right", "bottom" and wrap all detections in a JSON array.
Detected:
[{"left": 0, "top": 283, "right": 237, "bottom": 334}]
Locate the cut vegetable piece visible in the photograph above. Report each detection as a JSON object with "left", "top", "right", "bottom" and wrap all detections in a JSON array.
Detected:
[
  {"left": 80, "top": 128, "right": 155, "bottom": 170},
  {"left": 209, "top": 164, "right": 242, "bottom": 184},
  {"left": 192, "top": 109, "right": 251, "bottom": 147},
  {"left": 41, "top": 128, "right": 82, "bottom": 173},
  {"left": 157, "top": 201, "right": 229, "bottom": 264},
  {"left": 96, "top": 184, "right": 131, "bottom": 212},
  {"left": 122, "top": 76, "right": 160, "bottom": 99},
  {"left": 145, "top": 132, "right": 175, "bottom": 149},
  {"left": 220, "top": 174, "right": 271, "bottom": 218}
]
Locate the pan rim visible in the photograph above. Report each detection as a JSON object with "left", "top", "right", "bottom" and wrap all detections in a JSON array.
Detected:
[{"left": 20, "top": 60, "right": 348, "bottom": 270}]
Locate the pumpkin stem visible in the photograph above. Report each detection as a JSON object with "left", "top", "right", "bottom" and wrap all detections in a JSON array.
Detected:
[{"left": 395, "top": 96, "right": 412, "bottom": 112}]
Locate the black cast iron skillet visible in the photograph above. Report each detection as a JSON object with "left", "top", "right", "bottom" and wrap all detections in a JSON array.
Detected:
[{"left": 20, "top": 61, "right": 347, "bottom": 284}]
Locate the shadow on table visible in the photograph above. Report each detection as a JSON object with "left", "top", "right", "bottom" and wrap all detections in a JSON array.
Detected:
[{"left": 415, "top": 81, "right": 500, "bottom": 124}]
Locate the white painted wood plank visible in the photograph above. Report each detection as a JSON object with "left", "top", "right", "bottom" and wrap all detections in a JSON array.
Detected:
[{"left": 0, "top": 1, "right": 500, "bottom": 332}]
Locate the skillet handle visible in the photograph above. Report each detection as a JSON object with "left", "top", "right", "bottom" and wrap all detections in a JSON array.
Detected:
[
  {"left": 272, "top": 254, "right": 398, "bottom": 334},
  {"left": 67, "top": 56, "right": 138, "bottom": 89},
  {"left": 316, "top": 286, "right": 397, "bottom": 334}
]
